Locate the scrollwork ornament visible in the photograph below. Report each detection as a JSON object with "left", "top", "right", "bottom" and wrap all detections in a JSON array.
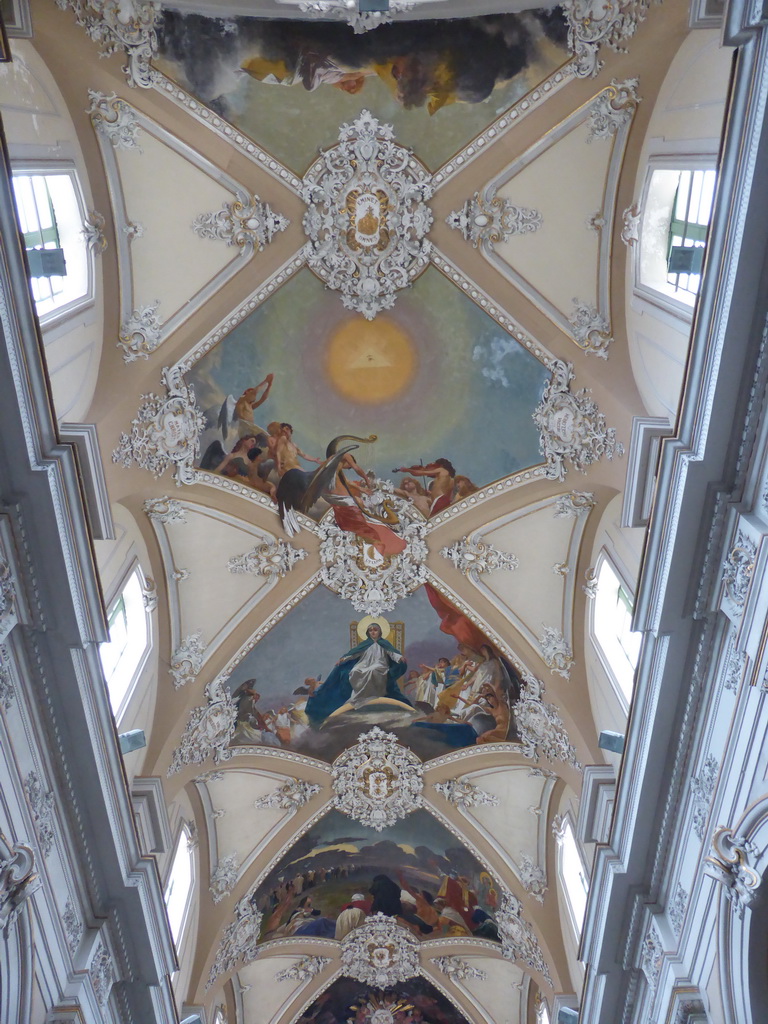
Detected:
[
  {"left": 332, "top": 726, "right": 423, "bottom": 830},
  {"left": 23, "top": 772, "right": 55, "bottom": 858},
  {"left": 497, "top": 891, "right": 552, "bottom": 985},
  {"left": 621, "top": 203, "right": 641, "bottom": 246},
  {"left": 168, "top": 676, "right": 237, "bottom": 775},
  {"left": 587, "top": 79, "right": 640, "bottom": 141},
  {"left": 209, "top": 853, "right": 239, "bottom": 904},
  {"left": 446, "top": 192, "right": 542, "bottom": 248},
  {"left": 292, "top": 0, "right": 416, "bottom": 33},
  {"left": 90, "top": 941, "right": 114, "bottom": 1007},
  {"left": 0, "top": 645, "right": 12, "bottom": 710},
  {"left": 275, "top": 955, "right": 332, "bottom": 982},
  {"left": 63, "top": 897, "right": 83, "bottom": 953},
  {"left": 553, "top": 491, "right": 596, "bottom": 518},
  {"left": 193, "top": 193, "right": 289, "bottom": 251},
  {"left": 722, "top": 531, "right": 757, "bottom": 609},
  {"left": 433, "top": 778, "right": 499, "bottom": 808},
  {"left": 533, "top": 360, "right": 623, "bottom": 480},
  {"left": 118, "top": 301, "right": 163, "bottom": 363},
  {"left": 0, "top": 835, "right": 38, "bottom": 929},
  {"left": 568, "top": 300, "right": 613, "bottom": 359},
  {"left": 112, "top": 366, "right": 206, "bottom": 484},
  {"left": 340, "top": 912, "right": 420, "bottom": 986},
  {"left": 691, "top": 754, "right": 719, "bottom": 841},
  {"left": 253, "top": 779, "right": 321, "bottom": 811},
  {"left": 519, "top": 854, "right": 548, "bottom": 903},
  {"left": 207, "top": 893, "right": 262, "bottom": 987},
  {"left": 143, "top": 496, "right": 188, "bottom": 524},
  {"left": 82, "top": 210, "right": 107, "bottom": 254},
  {"left": 169, "top": 632, "right": 206, "bottom": 688},
  {"left": 0, "top": 561, "right": 17, "bottom": 644},
  {"left": 227, "top": 540, "right": 308, "bottom": 582},
  {"left": 87, "top": 89, "right": 142, "bottom": 149},
  {"left": 539, "top": 626, "right": 574, "bottom": 679},
  {"left": 562, "top": 0, "right": 659, "bottom": 78},
  {"left": 640, "top": 921, "right": 662, "bottom": 989},
  {"left": 433, "top": 955, "right": 487, "bottom": 981},
  {"left": 705, "top": 827, "right": 761, "bottom": 917},
  {"left": 440, "top": 536, "right": 518, "bottom": 582},
  {"left": 57, "top": 0, "right": 161, "bottom": 88},
  {"left": 302, "top": 110, "right": 433, "bottom": 320},
  {"left": 515, "top": 673, "right": 581, "bottom": 768}
]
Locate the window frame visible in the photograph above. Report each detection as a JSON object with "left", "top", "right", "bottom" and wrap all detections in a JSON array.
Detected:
[
  {"left": 554, "top": 812, "right": 590, "bottom": 941},
  {"left": 100, "top": 561, "right": 152, "bottom": 722},
  {"left": 11, "top": 161, "right": 95, "bottom": 328},
  {"left": 163, "top": 822, "right": 196, "bottom": 954},
  {"left": 589, "top": 550, "right": 641, "bottom": 712},
  {"left": 633, "top": 155, "right": 717, "bottom": 322}
]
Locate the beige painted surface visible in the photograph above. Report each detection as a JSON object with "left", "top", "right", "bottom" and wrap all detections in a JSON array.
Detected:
[{"left": 203, "top": 770, "right": 299, "bottom": 870}]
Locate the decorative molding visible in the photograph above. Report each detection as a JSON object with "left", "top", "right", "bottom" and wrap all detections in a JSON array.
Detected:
[
  {"left": 0, "top": 645, "right": 13, "bottom": 710},
  {"left": 253, "top": 779, "right": 321, "bottom": 811},
  {"left": 497, "top": 891, "right": 552, "bottom": 985},
  {"left": 440, "top": 536, "right": 518, "bottom": 582},
  {"left": 82, "top": 210, "right": 107, "bottom": 254},
  {"left": 554, "top": 491, "right": 597, "bottom": 519},
  {"left": 563, "top": 0, "right": 657, "bottom": 78},
  {"left": 515, "top": 673, "right": 581, "bottom": 768},
  {"left": 112, "top": 366, "right": 205, "bottom": 485},
  {"left": 209, "top": 853, "right": 239, "bottom": 904},
  {"left": 621, "top": 203, "right": 641, "bottom": 246},
  {"left": 587, "top": 211, "right": 606, "bottom": 233},
  {"left": 171, "top": 567, "right": 189, "bottom": 583},
  {"left": 118, "top": 302, "right": 163, "bottom": 363},
  {"left": 639, "top": 920, "right": 663, "bottom": 990},
  {"left": 582, "top": 568, "right": 598, "bottom": 599},
  {"left": 0, "top": 835, "right": 38, "bottom": 929},
  {"left": 534, "top": 361, "right": 623, "bottom": 480},
  {"left": 705, "top": 827, "right": 761, "bottom": 917},
  {"left": 539, "top": 626, "right": 574, "bottom": 679},
  {"left": 274, "top": 955, "right": 332, "bottom": 983},
  {"left": 90, "top": 941, "right": 114, "bottom": 1008},
  {"left": 168, "top": 676, "right": 237, "bottom": 775},
  {"left": 63, "top": 897, "right": 83, "bottom": 954},
  {"left": 143, "top": 496, "right": 188, "bottom": 524},
  {"left": 668, "top": 883, "right": 687, "bottom": 936},
  {"left": 192, "top": 193, "right": 289, "bottom": 252},
  {"left": 340, "top": 913, "right": 420, "bottom": 986},
  {"left": 23, "top": 771, "right": 55, "bottom": 858},
  {"left": 227, "top": 540, "right": 308, "bottom": 582},
  {"left": 302, "top": 110, "right": 433, "bottom": 320},
  {"left": 57, "top": 0, "right": 160, "bottom": 88},
  {"left": 722, "top": 530, "right": 756, "bottom": 609},
  {"left": 568, "top": 300, "right": 613, "bottom": 359},
  {"left": 519, "top": 853, "right": 548, "bottom": 903},
  {"left": 433, "top": 955, "right": 487, "bottom": 982},
  {"left": 318, "top": 484, "right": 428, "bottom": 614},
  {"left": 433, "top": 777, "right": 499, "bottom": 808},
  {"left": 169, "top": 632, "right": 206, "bottom": 689},
  {"left": 691, "top": 754, "right": 719, "bottom": 841},
  {"left": 587, "top": 79, "right": 640, "bottom": 142},
  {"left": 282, "top": 0, "right": 417, "bottom": 33},
  {"left": 207, "top": 894, "right": 262, "bottom": 987},
  {"left": 332, "top": 727, "right": 423, "bottom": 831},
  {"left": 141, "top": 575, "right": 158, "bottom": 612},
  {"left": 124, "top": 220, "right": 144, "bottom": 241},
  {"left": 0, "top": 559, "right": 17, "bottom": 643},
  {"left": 87, "top": 90, "right": 142, "bottom": 150},
  {"left": 446, "top": 192, "right": 541, "bottom": 248}
]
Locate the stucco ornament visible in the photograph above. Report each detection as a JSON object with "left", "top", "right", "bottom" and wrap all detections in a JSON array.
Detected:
[
  {"left": 286, "top": 0, "right": 416, "bottom": 33},
  {"left": 691, "top": 754, "right": 719, "bottom": 841},
  {"left": 227, "top": 540, "right": 308, "bottom": 582},
  {"left": 112, "top": 366, "right": 206, "bottom": 484},
  {"left": 640, "top": 921, "right": 662, "bottom": 989},
  {"left": 433, "top": 778, "right": 499, "bottom": 809},
  {"left": 519, "top": 854, "right": 548, "bottom": 903},
  {"left": 302, "top": 110, "right": 433, "bottom": 320},
  {"left": 0, "top": 646, "right": 13, "bottom": 710},
  {"left": 722, "top": 530, "right": 757, "bottom": 609},
  {"left": 143, "top": 496, "right": 188, "bottom": 524},
  {"left": 539, "top": 626, "right": 574, "bottom": 679},
  {"left": 587, "top": 79, "right": 640, "bottom": 141},
  {"left": 497, "top": 891, "right": 552, "bottom": 984},
  {"left": 515, "top": 672, "right": 580, "bottom": 768},
  {"left": 209, "top": 853, "right": 239, "bottom": 904},
  {"left": 118, "top": 301, "right": 163, "bottom": 363},
  {"left": 254, "top": 779, "right": 321, "bottom": 811},
  {"left": 318, "top": 483, "right": 428, "bottom": 615},
  {"left": 90, "top": 941, "right": 115, "bottom": 1006},
  {"left": 433, "top": 955, "right": 487, "bottom": 982},
  {"left": 621, "top": 203, "right": 641, "bottom": 246},
  {"left": 82, "top": 210, "right": 107, "bottom": 254},
  {"left": 705, "top": 827, "right": 761, "bottom": 917},
  {"left": 275, "top": 955, "right": 332, "bottom": 982},
  {"left": 0, "top": 835, "right": 38, "bottom": 929},
  {"left": 23, "top": 772, "right": 55, "bottom": 859},
  {"left": 168, "top": 676, "right": 237, "bottom": 775},
  {"left": 207, "top": 892, "right": 263, "bottom": 987},
  {"left": 562, "top": 0, "right": 658, "bottom": 78},
  {"left": 0, "top": 559, "right": 17, "bottom": 643},
  {"left": 553, "top": 491, "right": 596, "bottom": 519},
  {"left": 57, "top": 0, "right": 160, "bottom": 88},
  {"left": 568, "top": 300, "right": 613, "bottom": 359},
  {"left": 533, "top": 360, "right": 623, "bottom": 480},
  {"left": 441, "top": 536, "right": 519, "bottom": 582},
  {"left": 193, "top": 192, "right": 289, "bottom": 252},
  {"left": 332, "top": 727, "right": 423, "bottom": 831},
  {"left": 340, "top": 912, "right": 420, "bottom": 986},
  {"left": 169, "top": 632, "right": 206, "bottom": 689},
  {"left": 87, "top": 90, "right": 142, "bottom": 149},
  {"left": 446, "top": 192, "right": 542, "bottom": 248}
]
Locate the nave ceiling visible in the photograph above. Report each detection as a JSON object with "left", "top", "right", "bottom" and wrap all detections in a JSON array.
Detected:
[{"left": 1, "top": 1, "right": 733, "bottom": 1021}]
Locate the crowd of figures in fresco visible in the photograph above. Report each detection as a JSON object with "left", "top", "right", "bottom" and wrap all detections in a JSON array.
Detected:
[
  {"left": 297, "top": 978, "right": 470, "bottom": 1024},
  {"left": 255, "top": 811, "right": 501, "bottom": 945}
]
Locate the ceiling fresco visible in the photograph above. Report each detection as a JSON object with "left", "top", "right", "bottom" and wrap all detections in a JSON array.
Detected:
[
  {"left": 153, "top": 10, "right": 570, "bottom": 172},
  {"left": 297, "top": 976, "right": 471, "bottom": 1024},
  {"left": 228, "top": 584, "right": 517, "bottom": 762},
  {"left": 189, "top": 266, "right": 550, "bottom": 519},
  {"left": 255, "top": 808, "right": 500, "bottom": 943}
]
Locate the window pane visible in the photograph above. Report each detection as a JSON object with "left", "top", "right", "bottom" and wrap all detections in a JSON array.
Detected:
[
  {"left": 100, "top": 570, "right": 149, "bottom": 714},
  {"left": 165, "top": 829, "right": 195, "bottom": 946},
  {"left": 560, "top": 820, "right": 588, "bottom": 935},
  {"left": 593, "top": 560, "right": 640, "bottom": 703}
]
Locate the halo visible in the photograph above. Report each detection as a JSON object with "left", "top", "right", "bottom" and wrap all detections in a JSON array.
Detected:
[{"left": 357, "top": 615, "right": 391, "bottom": 641}]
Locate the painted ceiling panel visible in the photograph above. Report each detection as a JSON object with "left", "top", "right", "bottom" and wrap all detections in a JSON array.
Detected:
[
  {"left": 114, "top": 130, "right": 239, "bottom": 320},
  {"left": 296, "top": 975, "right": 472, "bottom": 1024}
]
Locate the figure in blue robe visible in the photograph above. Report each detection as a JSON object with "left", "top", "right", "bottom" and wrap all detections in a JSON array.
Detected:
[{"left": 305, "top": 623, "right": 411, "bottom": 727}]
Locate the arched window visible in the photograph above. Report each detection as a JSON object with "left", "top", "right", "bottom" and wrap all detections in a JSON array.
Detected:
[
  {"left": 11, "top": 166, "right": 92, "bottom": 323},
  {"left": 555, "top": 815, "right": 589, "bottom": 939},
  {"left": 100, "top": 566, "right": 151, "bottom": 718},
  {"left": 591, "top": 555, "right": 641, "bottom": 707},
  {"left": 164, "top": 825, "right": 195, "bottom": 950}
]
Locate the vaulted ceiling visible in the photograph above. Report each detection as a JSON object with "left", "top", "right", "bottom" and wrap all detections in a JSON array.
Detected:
[{"left": 11, "top": 2, "right": 728, "bottom": 1021}]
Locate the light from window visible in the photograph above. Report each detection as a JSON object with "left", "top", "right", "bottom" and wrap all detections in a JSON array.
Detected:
[
  {"left": 558, "top": 818, "right": 588, "bottom": 936},
  {"left": 536, "top": 997, "right": 551, "bottom": 1024},
  {"left": 11, "top": 171, "right": 89, "bottom": 320},
  {"left": 593, "top": 559, "right": 641, "bottom": 704},
  {"left": 165, "top": 827, "right": 195, "bottom": 947},
  {"left": 100, "top": 569, "right": 149, "bottom": 715}
]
